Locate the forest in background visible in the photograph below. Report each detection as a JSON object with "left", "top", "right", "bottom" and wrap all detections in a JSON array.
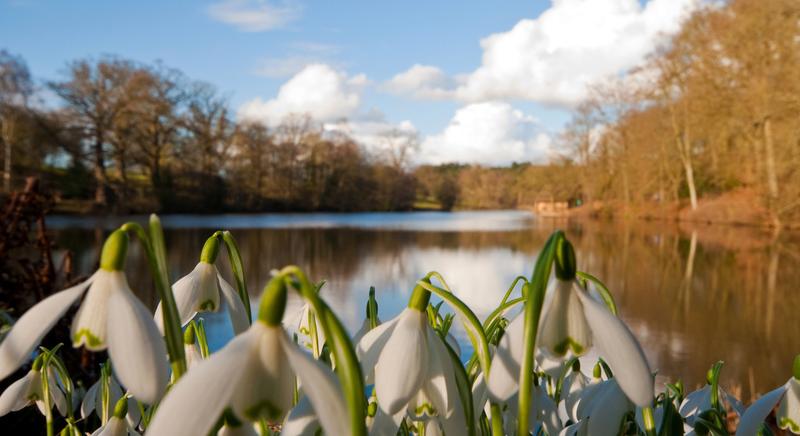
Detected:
[{"left": 0, "top": 0, "right": 798, "bottom": 224}]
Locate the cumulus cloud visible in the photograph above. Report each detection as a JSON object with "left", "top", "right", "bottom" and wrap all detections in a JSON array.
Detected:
[
  {"left": 239, "top": 64, "right": 365, "bottom": 125},
  {"left": 420, "top": 102, "right": 552, "bottom": 166},
  {"left": 384, "top": 64, "right": 454, "bottom": 99},
  {"left": 389, "top": 0, "right": 698, "bottom": 106},
  {"left": 207, "top": 0, "right": 301, "bottom": 32}
]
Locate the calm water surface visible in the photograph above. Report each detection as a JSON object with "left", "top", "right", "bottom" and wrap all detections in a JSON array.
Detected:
[{"left": 48, "top": 210, "right": 800, "bottom": 401}]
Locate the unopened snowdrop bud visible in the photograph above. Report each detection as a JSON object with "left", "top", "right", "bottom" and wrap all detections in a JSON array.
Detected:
[
  {"left": 593, "top": 362, "right": 602, "bottom": 379},
  {"left": 258, "top": 276, "right": 287, "bottom": 326},
  {"left": 100, "top": 230, "right": 129, "bottom": 272},
  {"left": 183, "top": 323, "right": 196, "bottom": 345}
]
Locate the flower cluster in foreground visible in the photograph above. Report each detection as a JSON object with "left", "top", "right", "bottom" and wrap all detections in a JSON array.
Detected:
[{"left": 0, "top": 220, "right": 796, "bottom": 436}]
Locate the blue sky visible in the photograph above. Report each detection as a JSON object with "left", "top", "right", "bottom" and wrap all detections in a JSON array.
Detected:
[{"left": 0, "top": 0, "right": 697, "bottom": 165}]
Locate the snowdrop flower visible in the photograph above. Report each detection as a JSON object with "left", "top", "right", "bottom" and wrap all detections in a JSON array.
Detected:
[
  {"left": 282, "top": 395, "right": 320, "bottom": 436},
  {"left": 573, "top": 378, "right": 634, "bottom": 435},
  {"left": 356, "top": 281, "right": 466, "bottom": 435},
  {"left": 0, "top": 356, "right": 67, "bottom": 417},
  {"left": 81, "top": 373, "right": 140, "bottom": 427},
  {"left": 502, "top": 386, "right": 562, "bottom": 435},
  {"left": 680, "top": 383, "right": 743, "bottom": 429},
  {"left": 146, "top": 276, "right": 349, "bottom": 436},
  {"left": 285, "top": 302, "right": 326, "bottom": 356},
  {"left": 182, "top": 323, "right": 204, "bottom": 370},
  {"left": 90, "top": 396, "right": 140, "bottom": 436},
  {"left": 0, "top": 230, "right": 168, "bottom": 404},
  {"left": 487, "top": 244, "right": 653, "bottom": 409},
  {"left": 737, "top": 356, "right": 800, "bottom": 435},
  {"left": 155, "top": 236, "right": 248, "bottom": 335}
]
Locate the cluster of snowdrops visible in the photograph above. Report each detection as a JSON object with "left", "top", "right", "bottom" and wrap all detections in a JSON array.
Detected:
[{"left": 0, "top": 215, "right": 797, "bottom": 436}]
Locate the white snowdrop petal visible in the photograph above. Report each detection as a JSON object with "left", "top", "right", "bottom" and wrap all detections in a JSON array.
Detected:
[
  {"left": 538, "top": 280, "right": 575, "bottom": 356},
  {"left": 231, "top": 324, "right": 294, "bottom": 421},
  {"left": 106, "top": 284, "right": 169, "bottom": 404},
  {"left": 81, "top": 379, "right": 99, "bottom": 419},
  {"left": 146, "top": 327, "right": 256, "bottom": 436},
  {"left": 195, "top": 263, "right": 221, "bottom": 313},
  {"left": 184, "top": 343, "right": 204, "bottom": 370},
  {"left": 586, "top": 380, "right": 633, "bottom": 435},
  {"left": 736, "top": 384, "right": 788, "bottom": 436},
  {"left": 425, "top": 328, "right": 453, "bottom": 416},
  {"left": 281, "top": 395, "right": 320, "bottom": 436},
  {"left": 375, "top": 309, "right": 429, "bottom": 415},
  {"left": 281, "top": 331, "right": 349, "bottom": 436},
  {"left": 0, "top": 371, "right": 33, "bottom": 415},
  {"left": 356, "top": 316, "right": 400, "bottom": 384},
  {"left": 155, "top": 264, "right": 204, "bottom": 332},
  {"left": 72, "top": 272, "right": 120, "bottom": 351},
  {"left": 487, "top": 311, "right": 525, "bottom": 402},
  {"left": 368, "top": 408, "right": 405, "bottom": 436},
  {"left": 0, "top": 276, "right": 93, "bottom": 379},
  {"left": 680, "top": 385, "right": 711, "bottom": 424},
  {"left": 218, "top": 274, "right": 250, "bottom": 334},
  {"left": 577, "top": 290, "right": 654, "bottom": 407},
  {"left": 777, "top": 378, "right": 800, "bottom": 434}
]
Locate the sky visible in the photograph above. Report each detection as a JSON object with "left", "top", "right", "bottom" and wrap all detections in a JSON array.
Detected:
[{"left": 0, "top": 0, "right": 698, "bottom": 166}]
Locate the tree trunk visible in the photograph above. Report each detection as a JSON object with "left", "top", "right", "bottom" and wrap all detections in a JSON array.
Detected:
[
  {"left": 2, "top": 119, "right": 12, "bottom": 192},
  {"left": 93, "top": 133, "right": 108, "bottom": 206},
  {"left": 763, "top": 116, "right": 779, "bottom": 201}
]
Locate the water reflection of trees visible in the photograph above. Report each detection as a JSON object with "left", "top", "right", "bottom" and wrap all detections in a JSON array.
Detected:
[{"left": 54, "top": 218, "right": 800, "bottom": 400}]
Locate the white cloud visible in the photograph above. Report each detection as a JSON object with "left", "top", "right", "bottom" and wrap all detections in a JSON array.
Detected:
[
  {"left": 420, "top": 102, "right": 552, "bottom": 166},
  {"left": 384, "top": 64, "right": 454, "bottom": 99},
  {"left": 389, "top": 0, "right": 698, "bottom": 106},
  {"left": 239, "top": 64, "right": 363, "bottom": 125},
  {"left": 207, "top": 0, "right": 301, "bottom": 32}
]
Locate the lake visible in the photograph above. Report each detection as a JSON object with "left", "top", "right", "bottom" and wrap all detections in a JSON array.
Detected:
[{"left": 48, "top": 210, "right": 800, "bottom": 401}]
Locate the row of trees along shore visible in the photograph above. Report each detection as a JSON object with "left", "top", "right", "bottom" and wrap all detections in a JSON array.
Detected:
[{"left": 0, "top": 0, "right": 798, "bottom": 224}]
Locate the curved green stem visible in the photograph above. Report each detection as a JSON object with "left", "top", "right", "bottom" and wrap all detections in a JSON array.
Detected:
[
  {"left": 518, "top": 230, "right": 563, "bottom": 435},
  {"left": 121, "top": 220, "right": 186, "bottom": 380},
  {"left": 279, "top": 266, "right": 367, "bottom": 436},
  {"left": 576, "top": 271, "right": 618, "bottom": 316},
  {"left": 221, "top": 231, "right": 252, "bottom": 324}
]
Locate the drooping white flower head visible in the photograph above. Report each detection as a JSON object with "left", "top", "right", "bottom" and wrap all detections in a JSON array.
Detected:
[
  {"left": 356, "top": 282, "right": 466, "bottom": 435},
  {"left": 737, "top": 357, "right": 800, "bottom": 435},
  {"left": 90, "top": 396, "right": 140, "bottom": 436},
  {"left": 155, "top": 236, "right": 249, "bottom": 335},
  {"left": 0, "top": 230, "right": 168, "bottom": 404},
  {"left": 487, "top": 277, "right": 654, "bottom": 409},
  {"left": 0, "top": 358, "right": 67, "bottom": 417},
  {"left": 81, "top": 374, "right": 141, "bottom": 428},
  {"left": 146, "top": 277, "right": 350, "bottom": 436}
]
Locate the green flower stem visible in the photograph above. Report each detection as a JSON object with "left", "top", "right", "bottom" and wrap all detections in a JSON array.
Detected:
[
  {"left": 120, "top": 220, "right": 186, "bottom": 380},
  {"left": 518, "top": 230, "right": 563, "bottom": 435},
  {"left": 414, "top": 277, "right": 504, "bottom": 436},
  {"left": 39, "top": 346, "right": 62, "bottom": 436},
  {"left": 576, "top": 271, "right": 618, "bottom": 316},
  {"left": 642, "top": 406, "right": 657, "bottom": 436},
  {"left": 101, "top": 361, "right": 111, "bottom": 424},
  {"left": 47, "top": 353, "right": 76, "bottom": 422},
  {"left": 194, "top": 319, "right": 210, "bottom": 358},
  {"left": 278, "top": 266, "right": 367, "bottom": 436},
  {"left": 221, "top": 231, "right": 252, "bottom": 324}
]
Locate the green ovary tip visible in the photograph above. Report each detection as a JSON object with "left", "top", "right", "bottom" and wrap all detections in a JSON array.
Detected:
[
  {"left": 258, "top": 276, "right": 287, "bottom": 326},
  {"left": 407, "top": 278, "right": 431, "bottom": 312},
  {"left": 100, "top": 229, "right": 129, "bottom": 271},
  {"left": 200, "top": 234, "right": 221, "bottom": 264}
]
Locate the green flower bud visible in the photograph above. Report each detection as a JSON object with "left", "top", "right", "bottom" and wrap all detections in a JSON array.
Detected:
[
  {"left": 258, "top": 276, "right": 287, "bottom": 326},
  {"left": 100, "top": 230, "right": 129, "bottom": 271},
  {"left": 793, "top": 355, "right": 800, "bottom": 381},
  {"left": 593, "top": 362, "right": 602, "bottom": 379},
  {"left": 200, "top": 234, "right": 221, "bottom": 264}
]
